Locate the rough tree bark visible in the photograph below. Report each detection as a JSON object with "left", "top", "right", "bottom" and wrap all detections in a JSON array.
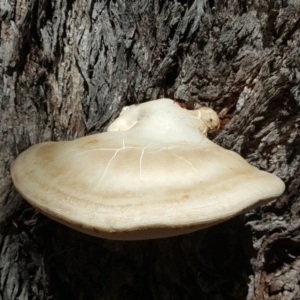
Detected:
[{"left": 0, "top": 0, "right": 299, "bottom": 299}]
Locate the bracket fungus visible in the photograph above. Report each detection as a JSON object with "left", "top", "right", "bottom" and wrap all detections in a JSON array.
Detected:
[{"left": 11, "top": 99, "right": 285, "bottom": 240}]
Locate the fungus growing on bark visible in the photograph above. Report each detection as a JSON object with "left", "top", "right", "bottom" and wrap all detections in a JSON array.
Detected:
[{"left": 11, "top": 99, "right": 285, "bottom": 240}]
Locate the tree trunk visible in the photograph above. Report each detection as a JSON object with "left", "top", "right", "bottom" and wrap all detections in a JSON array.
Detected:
[{"left": 1, "top": 0, "right": 299, "bottom": 299}]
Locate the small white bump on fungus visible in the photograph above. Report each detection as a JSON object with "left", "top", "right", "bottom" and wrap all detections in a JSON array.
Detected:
[{"left": 11, "top": 98, "right": 285, "bottom": 240}]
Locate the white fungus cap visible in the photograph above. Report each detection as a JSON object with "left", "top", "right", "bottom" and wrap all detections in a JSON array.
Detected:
[{"left": 11, "top": 99, "right": 285, "bottom": 240}]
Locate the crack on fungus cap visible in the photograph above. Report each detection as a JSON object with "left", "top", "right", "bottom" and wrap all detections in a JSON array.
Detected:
[{"left": 11, "top": 99, "right": 285, "bottom": 240}]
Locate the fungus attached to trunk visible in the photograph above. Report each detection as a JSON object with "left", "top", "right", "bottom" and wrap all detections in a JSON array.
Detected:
[{"left": 11, "top": 99, "right": 285, "bottom": 240}]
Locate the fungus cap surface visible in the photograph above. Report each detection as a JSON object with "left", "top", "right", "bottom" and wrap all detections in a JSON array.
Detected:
[{"left": 11, "top": 99, "right": 285, "bottom": 240}]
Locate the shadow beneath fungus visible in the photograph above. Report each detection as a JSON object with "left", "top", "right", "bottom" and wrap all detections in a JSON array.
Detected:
[{"left": 39, "top": 216, "right": 254, "bottom": 300}]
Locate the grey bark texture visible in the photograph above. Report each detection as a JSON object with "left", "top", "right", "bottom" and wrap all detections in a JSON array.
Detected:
[{"left": 0, "top": 0, "right": 300, "bottom": 299}]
